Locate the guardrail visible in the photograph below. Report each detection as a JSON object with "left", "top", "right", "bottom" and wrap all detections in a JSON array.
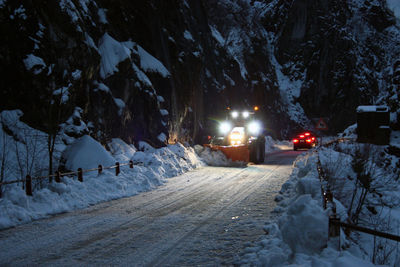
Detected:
[
  {"left": 0, "top": 160, "right": 135, "bottom": 197},
  {"left": 329, "top": 218, "right": 400, "bottom": 242}
]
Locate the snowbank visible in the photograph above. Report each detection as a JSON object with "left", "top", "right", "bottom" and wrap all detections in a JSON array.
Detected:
[
  {"left": 107, "top": 138, "right": 137, "bottom": 162},
  {"left": 265, "top": 136, "right": 292, "bottom": 152},
  {"left": 279, "top": 194, "right": 328, "bottom": 254},
  {"left": 0, "top": 121, "right": 203, "bottom": 229},
  {"left": 240, "top": 147, "right": 387, "bottom": 266}
]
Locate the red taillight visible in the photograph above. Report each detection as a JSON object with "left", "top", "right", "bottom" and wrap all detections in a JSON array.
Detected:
[
  {"left": 305, "top": 132, "right": 310, "bottom": 136},
  {"left": 299, "top": 135, "right": 304, "bottom": 138},
  {"left": 293, "top": 139, "right": 299, "bottom": 143},
  {"left": 207, "top": 135, "right": 212, "bottom": 140},
  {"left": 306, "top": 139, "right": 312, "bottom": 143},
  {"left": 311, "top": 137, "right": 315, "bottom": 141}
]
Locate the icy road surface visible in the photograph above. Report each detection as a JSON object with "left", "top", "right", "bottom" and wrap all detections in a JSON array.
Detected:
[{"left": 0, "top": 150, "right": 301, "bottom": 266}]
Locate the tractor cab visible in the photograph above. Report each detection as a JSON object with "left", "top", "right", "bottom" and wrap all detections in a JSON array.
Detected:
[{"left": 206, "top": 106, "right": 265, "bottom": 164}]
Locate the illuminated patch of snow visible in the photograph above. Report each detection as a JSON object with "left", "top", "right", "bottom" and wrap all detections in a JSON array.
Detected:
[
  {"left": 157, "top": 95, "right": 165, "bottom": 103},
  {"left": 53, "top": 87, "right": 70, "bottom": 104},
  {"left": 137, "top": 45, "right": 170, "bottom": 78},
  {"left": 84, "top": 33, "right": 98, "bottom": 51},
  {"left": 23, "top": 54, "right": 46, "bottom": 74},
  {"left": 98, "top": 8, "right": 107, "bottom": 24},
  {"left": 98, "top": 33, "right": 132, "bottom": 79},
  {"left": 59, "top": 0, "right": 79, "bottom": 23},
  {"left": 183, "top": 30, "right": 194, "bottom": 41},
  {"left": 160, "top": 109, "right": 169, "bottom": 116},
  {"left": 157, "top": 133, "right": 167, "bottom": 143},
  {"left": 93, "top": 82, "right": 110, "bottom": 93},
  {"left": 132, "top": 63, "right": 152, "bottom": 87},
  {"left": 72, "top": 69, "right": 81, "bottom": 80},
  {"left": 210, "top": 25, "right": 225, "bottom": 46},
  {"left": 113, "top": 98, "right": 125, "bottom": 116}
]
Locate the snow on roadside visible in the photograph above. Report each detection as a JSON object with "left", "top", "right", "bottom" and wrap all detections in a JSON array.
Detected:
[
  {"left": 265, "top": 136, "right": 292, "bottom": 152},
  {"left": 0, "top": 115, "right": 203, "bottom": 230},
  {"left": 240, "top": 149, "right": 382, "bottom": 266}
]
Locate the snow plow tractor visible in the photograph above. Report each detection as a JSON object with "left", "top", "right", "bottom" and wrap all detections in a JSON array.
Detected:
[{"left": 205, "top": 108, "right": 266, "bottom": 164}]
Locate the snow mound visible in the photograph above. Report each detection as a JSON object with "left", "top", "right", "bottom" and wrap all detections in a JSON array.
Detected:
[
  {"left": 265, "top": 136, "right": 293, "bottom": 152},
  {"left": 62, "top": 135, "right": 116, "bottom": 171},
  {"left": 279, "top": 194, "right": 328, "bottom": 255},
  {"left": 241, "top": 141, "right": 398, "bottom": 266},
  {"left": 107, "top": 138, "right": 136, "bottom": 162}
]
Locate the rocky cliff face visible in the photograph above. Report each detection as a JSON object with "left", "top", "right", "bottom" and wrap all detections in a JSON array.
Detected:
[
  {"left": 271, "top": 0, "right": 400, "bottom": 132},
  {"left": 1, "top": 0, "right": 399, "bottom": 145}
]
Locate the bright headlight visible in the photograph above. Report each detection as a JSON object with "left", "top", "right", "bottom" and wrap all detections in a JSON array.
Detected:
[
  {"left": 242, "top": 111, "right": 249, "bottom": 118},
  {"left": 248, "top": 121, "right": 261, "bottom": 135},
  {"left": 219, "top": 121, "right": 232, "bottom": 134},
  {"left": 231, "top": 111, "right": 239, "bottom": 118}
]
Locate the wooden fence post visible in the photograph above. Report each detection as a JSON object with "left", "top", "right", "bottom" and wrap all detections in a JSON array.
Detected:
[
  {"left": 116, "top": 162, "right": 120, "bottom": 176},
  {"left": 326, "top": 189, "right": 333, "bottom": 202},
  {"left": 329, "top": 216, "right": 340, "bottom": 238},
  {"left": 98, "top": 165, "right": 103, "bottom": 175},
  {"left": 26, "top": 175, "right": 32, "bottom": 196},
  {"left": 55, "top": 171, "right": 61, "bottom": 183},
  {"left": 78, "top": 168, "right": 83, "bottom": 182},
  {"left": 129, "top": 160, "right": 134, "bottom": 168}
]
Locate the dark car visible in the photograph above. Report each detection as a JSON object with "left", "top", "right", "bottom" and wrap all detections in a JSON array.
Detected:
[{"left": 292, "top": 132, "right": 318, "bottom": 150}]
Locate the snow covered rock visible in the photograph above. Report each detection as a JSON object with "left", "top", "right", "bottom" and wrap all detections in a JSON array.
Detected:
[{"left": 61, "top": 135, "right": 115, "bottom": 171}]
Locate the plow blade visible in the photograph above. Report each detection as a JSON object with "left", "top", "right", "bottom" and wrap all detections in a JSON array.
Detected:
[{"left": 204, "top": 144, "right": 249, "bottom": 162}]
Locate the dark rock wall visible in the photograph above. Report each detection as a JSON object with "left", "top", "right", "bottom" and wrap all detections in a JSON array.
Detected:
[
  {"left": 1, "top": 0, "right": 399, "bottom": 145},
  {"left": 272, "top": 0, "right": 399, "bottom": 132}
]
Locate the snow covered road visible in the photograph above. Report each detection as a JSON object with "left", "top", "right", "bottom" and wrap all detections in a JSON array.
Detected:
[{"left": 0, "top": 150, "right": 301, "bottom": 266}]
